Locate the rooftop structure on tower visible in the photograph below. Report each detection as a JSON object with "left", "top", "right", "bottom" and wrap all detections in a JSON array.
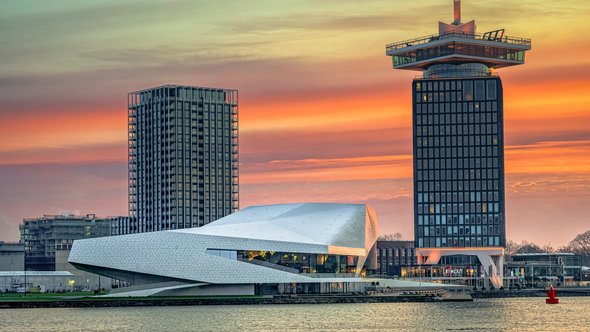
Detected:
[{"left": 386, "top": 0, "right": 531, "bottom": 75}]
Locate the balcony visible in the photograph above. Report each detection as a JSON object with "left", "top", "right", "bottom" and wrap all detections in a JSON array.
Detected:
[
  {"left": 386, "top": 31, "right": 531, "bottom": 52},
  {"left": 386, "top": 31, "right": 531, "bottom": 71}
]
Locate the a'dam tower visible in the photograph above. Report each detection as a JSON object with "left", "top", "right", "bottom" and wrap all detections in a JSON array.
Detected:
[{"left": 385, "top": 0, "right": 531, "bottom": 288}]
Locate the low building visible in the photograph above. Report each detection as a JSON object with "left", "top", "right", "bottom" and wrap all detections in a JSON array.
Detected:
[
  {"left": 505, "top": 253, "right": 585, "bottom": 288},
  {"left": 110, "top": 216, "right": 135, "bottom": 236},
  {"left": 582, "top": 267, "right": 590, "bottom": 286},
  {"left": 375, "top": 240, "right": 416, "bottom": 277},
  {"left": 399, "top": 252, "right": 493, "bottom": 289},
  {"left": 0, "top": 242, "right": 24, "bottom": 272},
  {"left": 69, "top": 203, "right": 380, "bottom": 296},
  {"left": 0, "top": 271, "right": 74, "bottom": 293},
  {"left": 393, "top": 252, "right": 589, "bottom": 289},
  {"left": 19, "top": 214, "right": 113, "bottom": 290}
]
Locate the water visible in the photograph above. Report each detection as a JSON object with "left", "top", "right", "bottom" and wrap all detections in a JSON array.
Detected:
[{"left": 1, "top": 297, "right": 589, "bottom": 331}]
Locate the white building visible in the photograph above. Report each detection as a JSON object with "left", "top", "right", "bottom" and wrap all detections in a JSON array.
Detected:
[{"left": 69, "top": 203, "right": 380, "bottom": 296}]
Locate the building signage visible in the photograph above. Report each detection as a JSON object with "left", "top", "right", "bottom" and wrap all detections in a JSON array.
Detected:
[{"left": 444, "top": 267, "right": 464, "bottom": 277}]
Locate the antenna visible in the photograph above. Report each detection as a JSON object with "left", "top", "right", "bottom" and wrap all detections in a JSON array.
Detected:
[{"left": 453, "top": 0, "right": 461, "bottom": 25}]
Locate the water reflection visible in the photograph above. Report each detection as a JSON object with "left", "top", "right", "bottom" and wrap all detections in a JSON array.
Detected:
[{"left": 0, "top": 297, "right": 588, "bottom": 331}]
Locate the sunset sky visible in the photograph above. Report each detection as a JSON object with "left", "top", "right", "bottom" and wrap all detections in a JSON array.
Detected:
[{"left": 1, "top": 0, "right": 589, "bottom": 247}]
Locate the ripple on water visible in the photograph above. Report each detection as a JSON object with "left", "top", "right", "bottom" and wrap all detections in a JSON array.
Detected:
[{"left": 0, "top": 297, "right": 589, "bottom": 332}]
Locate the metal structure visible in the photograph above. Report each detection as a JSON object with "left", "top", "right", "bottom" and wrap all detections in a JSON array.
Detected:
[
  {"left": 385, "top": 0, "right": 531, "bottom": 289},
  {"left": 127, "top": 85, "right": 239, "bottom": 234}
]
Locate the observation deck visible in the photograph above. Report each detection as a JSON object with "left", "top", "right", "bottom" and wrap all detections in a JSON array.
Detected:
[
  {"left": 385, "top": 0, "right": 531, "bottom": 72},
  {"left": 386, "top": 31, "right": 531, "bottom": 71}
]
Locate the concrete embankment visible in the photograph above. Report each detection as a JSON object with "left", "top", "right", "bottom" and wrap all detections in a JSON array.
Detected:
[
  {"left": 0, "top": 294, "right": 458, "bottom": 309},
  {"left": 472, "top": 288, "right": 590, "bottom": 298},
  {"left": 3, "top": 289, "right": 589, "bottom": 309}
]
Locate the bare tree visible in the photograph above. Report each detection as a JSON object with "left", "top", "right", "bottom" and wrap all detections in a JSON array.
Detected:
[
  {"left": 542, "top": 244, "right": 555, "bottom": 253},
  {"left": 566, "top": 230, "right": 590, "bottom": 256},
  {"left": 378, "top": 232, "right": 404, "bottom": 241},
  {"left": 505, "top": 240, "right": 522, "bottom": 255},
  {"left": 514, "top": 241, "right": 544, "bottom": 254}
]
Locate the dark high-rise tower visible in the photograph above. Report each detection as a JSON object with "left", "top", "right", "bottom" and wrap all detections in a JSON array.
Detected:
[
  {"left": 386, "top": 0, "right": 530, "bottom": 288},
  {"left": 127, "top": 85, "right": 239, "bottom": 234}
]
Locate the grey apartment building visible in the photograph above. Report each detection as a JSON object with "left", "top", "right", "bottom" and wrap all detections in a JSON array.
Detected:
[
  {"left": 127, "top": 85, "right": 239, "bottom": 233},
  {"left": 20, "top": 214, "right": 111, "bottom": 271},
  {"left": 18, "top": 214, "right": 113, "bottom": 290}
]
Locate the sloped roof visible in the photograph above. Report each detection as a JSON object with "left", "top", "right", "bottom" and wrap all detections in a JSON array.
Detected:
[
  {"left": 175, "top": 203, "right": 379, "bottom": 250},
  {"left": 69, "top": 203, "right": 381, "bottom": 284}
]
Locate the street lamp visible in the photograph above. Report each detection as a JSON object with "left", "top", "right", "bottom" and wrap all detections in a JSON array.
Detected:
[
  {"left": 418, "top": 253, "right": 423, "bottom": 290},
  {"left": 23, "top": 241, "right": 27, "bottom": 297},
  {"left": 68, "top": 279, "right": 75, "bottom": 292}
]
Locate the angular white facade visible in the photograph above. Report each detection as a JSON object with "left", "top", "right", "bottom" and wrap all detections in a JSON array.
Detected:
[{"left": 69, "top": 203, "right": 380, "bottom": 295}]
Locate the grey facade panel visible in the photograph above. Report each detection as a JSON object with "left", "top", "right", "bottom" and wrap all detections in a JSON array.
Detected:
[{"left": 0, "top": 242, "right": 24, "bottom": 272}]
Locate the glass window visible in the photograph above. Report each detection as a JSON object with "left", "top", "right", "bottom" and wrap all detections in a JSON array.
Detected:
[
  {"left": 463, "top": 81, "right": 473, "bottom": 101},
  {"left": 475, "top": 80, "right": 485, "bottom": 100},
  {"left": 487, "top": 80, "right": 497, "bottom": 100}
]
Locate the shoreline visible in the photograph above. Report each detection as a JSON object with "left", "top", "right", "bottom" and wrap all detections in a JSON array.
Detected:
[
  {"left": 472, "top": 289, "right": 590, "bottom": 298},
  {"left": 1, "top": 290, "right": 589, "bottom": 309}
]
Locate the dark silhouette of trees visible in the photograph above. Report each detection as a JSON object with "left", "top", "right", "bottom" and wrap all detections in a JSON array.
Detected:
[
  {"left": 514, "top": 241, "right": 544, "bottom": 254},
  {"left": 378, "top": 232, "right": 404, "bottom": 241},
  {"left": 564, "top": 230, "right": 590, "bottom": 257}
]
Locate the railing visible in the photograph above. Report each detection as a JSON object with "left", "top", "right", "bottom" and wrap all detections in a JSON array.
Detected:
[
  {"left": 387, "top": 31, "right": 531, "bottom": 52},
  {"left": 417, "top": 70, "right": 499, "bottom": 79},
  {"left": 243, "top": 259, "right": 299, "bottom": 274},
  {"left": 301, "top": 273, "right": 358, "bottom": 278}
]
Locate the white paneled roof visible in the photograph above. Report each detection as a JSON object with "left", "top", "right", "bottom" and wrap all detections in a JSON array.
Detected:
[
  {"left": 69, "top": 203, "right": 380, "bottom": 284},
  {"left": 176, "top": 203, "right": 375, "bottom": 249}
]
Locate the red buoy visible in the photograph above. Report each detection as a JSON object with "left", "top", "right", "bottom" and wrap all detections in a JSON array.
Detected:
[{"left": 546, "top": 285, "right": 559, "bottom": 304}]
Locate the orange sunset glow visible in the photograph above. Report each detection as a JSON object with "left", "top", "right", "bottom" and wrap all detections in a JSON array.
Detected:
[{"left": 0, "top": 0, "right": 589, "bottom": 246}]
